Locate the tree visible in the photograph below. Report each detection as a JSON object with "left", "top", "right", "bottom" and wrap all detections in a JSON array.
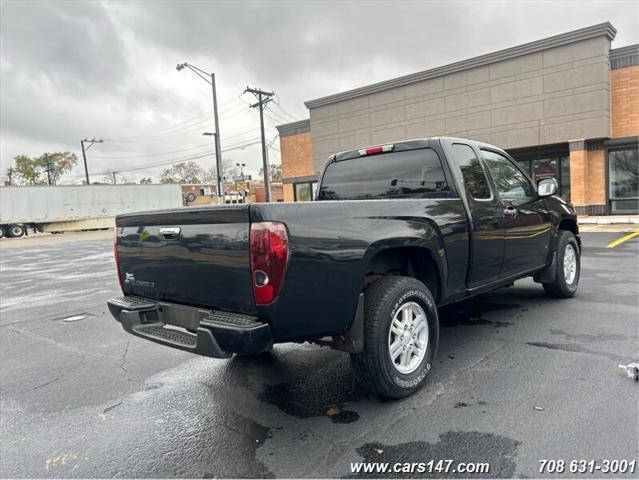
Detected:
[
  {"left": 12, "top": 152, "right": 77, "bottom": 185},
  {"left": 160, "top": 161, "right": 206, "bottom": 184},
  {"left": 101, "top": 171, "right": 131, "bottom": 185},
  {"left": 204, "top": 158, "right": 238, "bottom": 184},
  {"left": 139, "top": 177, "right": 153, "bottom": 184},
  {"left": 3, "top": 167, "right": 16, "bottom": 186},
  {"left": 13, "top": 155, "right": 43, "bottom": 185},
  {"left": 259, "top": 163, "right": 282, "bottom": 182}
]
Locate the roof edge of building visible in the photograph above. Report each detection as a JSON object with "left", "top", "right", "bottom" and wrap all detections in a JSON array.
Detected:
[
  {"left": 610, "top": 43, "right": 639, "bottom": 69},
  {"left": 305, "top": 22, "right": 617, "bottom": 109},
  {"left": 276, "top": 119, "right": 311, "bottom": 137}
]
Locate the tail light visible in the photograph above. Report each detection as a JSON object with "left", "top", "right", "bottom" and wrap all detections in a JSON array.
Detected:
[
  {"left": 114, "top": 230, "right": 122, "bottom": 290},
  {"left": 250, "top": 222, "right": 289, "bottom": 305}
]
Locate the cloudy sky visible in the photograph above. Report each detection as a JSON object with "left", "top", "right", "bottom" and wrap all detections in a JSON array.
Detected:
[{"left": 1, "top": 0, "right": 637, "bottom": 184}]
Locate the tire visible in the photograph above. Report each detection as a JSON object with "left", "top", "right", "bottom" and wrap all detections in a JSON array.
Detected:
[
  {"left": 351, "top": 276, "right": 439, "bottom": 398},
  {"left": 0, "top": 226, "right": 5, "bottom": 239},
  {"left": 543, "top": 230, "right": 580, "bottom": 298},
  {"left": 8, "top": 224, "right": 25, "bottom": 238}
]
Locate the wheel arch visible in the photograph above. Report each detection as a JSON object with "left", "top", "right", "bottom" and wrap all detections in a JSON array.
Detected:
[
  {"left": 558, "top": 217, "right": 581, "bottom": 249},
  {"left": 363, "top": 243, "right": 445, "bottom": 304}
]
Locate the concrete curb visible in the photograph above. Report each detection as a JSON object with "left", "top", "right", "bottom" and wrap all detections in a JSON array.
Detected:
[{"left": 578, "top": 215, "right": 639, "bottom": 225}]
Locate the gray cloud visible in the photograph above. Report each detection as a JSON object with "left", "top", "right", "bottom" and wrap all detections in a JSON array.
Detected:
[{"left": 1, "top": 0, "right": 637, "bottom": 182}]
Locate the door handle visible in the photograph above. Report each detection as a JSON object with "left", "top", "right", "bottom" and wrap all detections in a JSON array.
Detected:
[
  {"left": 504, "top": 206, "right": 518, "bottom": 217},
  {"left": 160, "top": 227, "right": 181, "bottom": 240}
]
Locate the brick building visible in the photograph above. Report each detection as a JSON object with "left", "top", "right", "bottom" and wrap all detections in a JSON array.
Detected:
[{"left": 278, "top": 23, "right": 638, "bottom": 214}]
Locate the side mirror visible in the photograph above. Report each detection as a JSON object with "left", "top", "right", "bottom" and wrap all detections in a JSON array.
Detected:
[{"left": 538, "top": 178, "right": 558, "bottom": 197}]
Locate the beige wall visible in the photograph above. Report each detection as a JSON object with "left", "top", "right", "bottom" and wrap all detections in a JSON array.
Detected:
[{"left": 309, "top": 36, "right": 612, "bottom": 171}]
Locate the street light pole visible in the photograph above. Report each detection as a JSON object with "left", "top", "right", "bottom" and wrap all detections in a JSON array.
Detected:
[
  {"left": 177, "top": 62, "right": 224, "bottom": 201},
  {"left": 211, "top": 73, "right": 223, "bottom": 199}
]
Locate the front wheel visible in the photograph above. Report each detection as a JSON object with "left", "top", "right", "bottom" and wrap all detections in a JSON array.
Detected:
[
  {"left": 543, "top": 230, "right": 580, "bottom": 298},
  {"left": 351, "top": 276, "right": 439, "bottom": 398}
]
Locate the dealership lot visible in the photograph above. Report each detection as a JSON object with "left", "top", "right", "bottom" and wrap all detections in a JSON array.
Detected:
[{"left": 1, "top": 231, "right": 637, "bottom": 478}]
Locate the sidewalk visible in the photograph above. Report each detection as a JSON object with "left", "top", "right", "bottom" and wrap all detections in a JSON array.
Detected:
[{"left": 578, "top": 215, "right": 639, "bottom": 225}]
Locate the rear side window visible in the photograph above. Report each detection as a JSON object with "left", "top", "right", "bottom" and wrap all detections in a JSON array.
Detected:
[
  {"left": 317, "top": 148, "right": 448, "bottom": 200},
  {"left": 450, "top": 143, "right": 491, "bottom": 200}
]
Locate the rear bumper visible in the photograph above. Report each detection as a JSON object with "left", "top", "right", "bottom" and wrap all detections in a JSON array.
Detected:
[{"left": 107, "top": 296, "right": 273, "bottom": 358}]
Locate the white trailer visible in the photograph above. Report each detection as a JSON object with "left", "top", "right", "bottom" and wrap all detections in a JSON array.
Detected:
[{"left": 0, "top": 184, "right": 183, "bottom": 238}]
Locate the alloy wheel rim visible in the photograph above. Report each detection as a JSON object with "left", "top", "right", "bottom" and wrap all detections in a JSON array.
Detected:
[
  {"left": 387, "top": 301, "right": 429, "bottom": 374},
  {"left": 564, "top": 244, "right": 577, "bottom": 284}
]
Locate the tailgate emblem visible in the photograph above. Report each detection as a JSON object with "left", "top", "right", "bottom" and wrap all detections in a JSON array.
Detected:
[{"left": 124, "top": 272, "right": 155, "bottom": 288}]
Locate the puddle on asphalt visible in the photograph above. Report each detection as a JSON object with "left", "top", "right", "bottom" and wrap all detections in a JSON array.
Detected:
[
  {"left": 246, "top": 349, "right": 367, "bottom": 424},
  {"left": 202, "top": 412, "right": 274, "bottom": 479},
  {"left": 439, "top": 300, "right": 522, "bottom": 329},
  {"left": 348, "top": 431, "right": 520, "bottom": 478}
]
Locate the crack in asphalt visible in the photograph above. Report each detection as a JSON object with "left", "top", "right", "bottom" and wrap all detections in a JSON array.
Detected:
[
  {"left": 25, "top": 356, "right": 86, "bottom": 393},
  {"left": 526, "top": 341, "right": 628, "bottom": 362},
  {"left": 119, "top": 339, "right": 134, "bottom": 382}
]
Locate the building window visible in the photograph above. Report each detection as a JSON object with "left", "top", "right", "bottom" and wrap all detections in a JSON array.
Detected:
[
  {"left": 514, "top": 155, "right": 570, "bottom": 202},
  {"left": 294, "top": 181, "right": 317, "bottom": 201},
  {"left": 608, "top": 147, "right": 639, "bottom": 213}
]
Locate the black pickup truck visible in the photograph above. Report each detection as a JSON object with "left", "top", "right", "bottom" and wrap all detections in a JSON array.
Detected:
[{"left": 108, "top": 137, "right": 581, "bottom": 398}]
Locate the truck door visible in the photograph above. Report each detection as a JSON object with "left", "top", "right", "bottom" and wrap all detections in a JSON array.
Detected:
[
  {"left": 480, "top": 148, "right": 552, "bottom": 276},
  {"left": 449, "top": 142, "right": 505, "bottom": 287}
]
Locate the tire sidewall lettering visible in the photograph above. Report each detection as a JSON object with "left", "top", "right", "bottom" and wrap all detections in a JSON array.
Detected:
[{"left": 385, "top": 286, "right": 437, "bottom": 391}]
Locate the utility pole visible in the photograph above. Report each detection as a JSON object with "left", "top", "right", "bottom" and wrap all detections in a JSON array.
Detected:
[
  {"left": 44, "top": 153, "right": 52, "bottom": 185},
  {"left": 80, "top": 138, "right": 103, "bottom": 185},
  {"left": 245, "top": 86, "right": 275, "bottom": 202}
]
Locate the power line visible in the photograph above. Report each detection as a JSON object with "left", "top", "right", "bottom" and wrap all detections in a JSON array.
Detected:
[
  {"left": 273, "top": 95, "right": 299, "bottom": 121},
  {"left": 103, "top": 95, "right": 247, "bottom": 142},
  {"left": 104, "top": 111, "right": 212, "bottom": 142},
  {"left": 60, "top": 136, "right": 267, "bottom": 184},
  {"left": 264, "top": 108, "right": 290, "bottom": 125},
  {"left": 89, "top": 142, "right": 213, "bottom": 160}
]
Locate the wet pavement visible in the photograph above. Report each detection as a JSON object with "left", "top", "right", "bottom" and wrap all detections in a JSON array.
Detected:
[{"left": 1, "top": 231, "right": 637, "bottom": 478}]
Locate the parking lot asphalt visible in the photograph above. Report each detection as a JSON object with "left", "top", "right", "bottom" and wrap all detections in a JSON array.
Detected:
[{"left": 1, "top": 231, "right": 637, "bottom": 478}]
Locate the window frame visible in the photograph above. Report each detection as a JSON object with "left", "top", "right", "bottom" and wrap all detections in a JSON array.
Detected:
[
  {"left": 605, "top": 138, "right": 639, "bottom": 214},
  {"left": 451, "top": 142, "right": 494, "bottom": 202},
  {"left": 480, "top": 147, "right": 536, "bottom": 201}
]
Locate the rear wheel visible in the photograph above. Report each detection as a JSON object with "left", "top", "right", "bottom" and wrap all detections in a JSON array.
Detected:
[
  {"left": 0, "top": 226, "right": 5, "bottom": 239},
  {"left": 543, "top": 230, "right": 580, "bottom": 298},
  {"left": 8, "top": 224, "right": 25, "bottom": 238},
  {"left": 351, "top": 276, "right": 439, "bottom": 398}
]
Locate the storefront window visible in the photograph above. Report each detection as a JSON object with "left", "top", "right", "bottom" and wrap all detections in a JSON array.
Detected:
[
  {"left": 559, "top": 155, "right": 570, "bottom": 202},
  {"left": 514, "top": 155, "right": 570, "bottom": 201},
  {"left": 609, "top": 147, "right": 639, "bottom": 213}
]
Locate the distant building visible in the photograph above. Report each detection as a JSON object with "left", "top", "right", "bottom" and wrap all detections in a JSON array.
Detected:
[
  {"left": 181, "top": 184, "right": 216, "bottom": 197},
  {"left": 277, "top": 23, "right": 638, "bottom": 214},
  {"left": 252, "top": 183, "right": 284, "bottom": 203}
]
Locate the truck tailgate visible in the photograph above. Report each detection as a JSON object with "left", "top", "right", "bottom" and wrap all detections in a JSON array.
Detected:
[{"left": 115, "top": 205, "right": 256, "bottom": 315}]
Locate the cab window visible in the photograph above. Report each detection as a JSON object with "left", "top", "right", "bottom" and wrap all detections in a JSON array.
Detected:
[{"left": 481, "top": 149, "right": 534, "bottom": 199}]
